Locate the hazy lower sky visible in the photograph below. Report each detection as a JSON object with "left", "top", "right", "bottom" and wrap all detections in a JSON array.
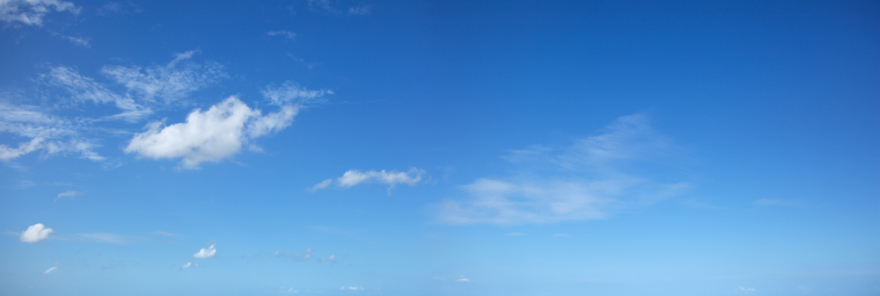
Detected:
[{"left": 1, "top": 0, "right": 878, "bottom": 295}]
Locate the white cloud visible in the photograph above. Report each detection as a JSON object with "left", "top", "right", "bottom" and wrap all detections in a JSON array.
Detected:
[
  {"left": 317, "top": 254, "right": 335, "bottom": 262},
  {"left": 192, "top": 244, "right": 216, "bottom": 258},
  {"left": 738, "top": 286, "right": 756, "bottom": 293},
  {"left": 45, "top": 66, "right": 151, "bottom": 121},
  {"left": 0, "top": 100, "right": 104, "bottom": 161},
  {"left": 261, "top": 81, "right": 331, "bottom": 106},
  {"left": 54, "top": 190, "right": 81, "bottom": 202},
  {"left": 291, "top": 248, "right": 313, "bottom": 260},
  {"left": 340, "top": 286, "right": 363, "bottom": 291},
  {"left": 435, "top": 114, "right": 689, "bottom": 225},
  {"left": 125, "top": 96, "right": 305, "bottom": 169},
  {"left": 456, "top": 275, "right": 471, "bottom": 282},
  {"left": 267, "top": 30, "right": 296, "bottom": 40},
  {"left": 101, "top": 50, "right": 227, "bottom": 105},
  {"left": 20, "top": 223, "right": 53, "bottom": 243},
  {"left": 0, "top": 0, "right": 79, "bottom": 26},
  {"left": 181, "top": 261, "right": 202, "bottom": 269},
  {"left": 311, "top": 168, "right": 426, "bottom": 194},
  {"left": 347, "top": 5, "right": 372, "bottom": 16},
  {"left": 43, "top": 266, "right": 57, "bottom": 274}
]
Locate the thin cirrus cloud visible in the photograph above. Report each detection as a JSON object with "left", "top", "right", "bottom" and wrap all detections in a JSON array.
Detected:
[
  {"left": 20, "top": 223, "right": 53, "bottom": 243},
  {"left": 54, "top": 190, "right": 82, "bottom": 202},
  {"left": 0, "top": 0, "right": 79, "bottom": 26},
  {"left": 192, "top": 244, "right": 216, "bottom": 259},
  {"left": 310, "top": 168, "right": 427, "bottom": 194},
  {"left": 101, "top": 50, "right": 227, "bottom": 105},
  {"left": 267, "top": 30, "right": 296, "bottom": 40},
  {"left": 43, "top": 266, "right": 57, "bottom": 274},
  {"left": 0, "top": 100, "right": 104, "bottom": 162},
  {"left": 434, "top": 113, "right": 690, "bottom": 225}
]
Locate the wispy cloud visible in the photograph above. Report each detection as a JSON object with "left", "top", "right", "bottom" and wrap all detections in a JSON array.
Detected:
[
  {"left": 347, "top": 5, "right": 372, "bottom": 16},
  {"left": 54, "top": 190, "right": 82, "bottom": 202},
  {"left": 456, "top": 275, "right": 471, "bottom": 283},
  {"left": 738, "top": 286, "right": 756, "bottom": 293},
  {"left": 261, "top": 81, "right": 331, "bottom": 106},
  {"left": 0, "top": 0, "right": 79, "bottom": 26},
  {"left": 317, "top": 254, "right": 335, "bottom": 262},
  {"left": 310, "top": 168, "right": 427, "bottom": 195},
  {"left": 101, "top": 50, "right": 227, "bottom": 105},
  {"left": 150, "top": 230, "right": 181, "bottom": 237},
  {"left": 192, "top": 244, "right": 216, "bottom": 258},
  {"left": 434, "top": 114, "right": 690, "bottom": 225},
  {"left": 268, "top": 30, "right": 297, "bottom": 40},
  {"left": 291, "top": 248, "right": 313, "bottom": 261},
  {"left": 20, "top": 223, "right": 53, "bottom": 243},
  {"left": 76, "top": 232, "right": 141, "bottom": 245},
  {"left": 0, "top": 99, "right": 104, "bottom": 162},
  {"left": 45, "top": 66, "right": 151, "bottom": 122},
  {"left": 43, "top": 266, "right": 57, "bottom": 274}
]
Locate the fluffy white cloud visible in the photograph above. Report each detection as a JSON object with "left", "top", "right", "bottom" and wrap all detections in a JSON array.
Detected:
[
  {"left": 0, "top": 0, "right": 79, "bottom": 26},
  {"left": 43, "top": 266, "right": 57, "bottom": 274},
  {"left": 192, "top": 244, "right": 216, "bottom": 258},
  {"left": 125, "top": 96, "right": 303, "bottom": 169},
  {"left": 435, "top": 114, "right": 689, "bottom": 225},
  {"left": 20, "top": 223, "right": 53, "bottom": 243},
  {"left": 101, "top": 50, "right": 227, "bottom": 104},
  {"left": 310, "top": 168, "right": 426, "bottom": 194}
]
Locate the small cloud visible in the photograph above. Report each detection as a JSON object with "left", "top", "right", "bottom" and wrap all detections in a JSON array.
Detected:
[
  {"left": 54, "top": 190, "right": 82, "bottom": 202},
  {"left": 20, "top": 223, "right": 53, "bottom": 243},
  {"left": 192, "top": 244, "right": 216, "bottom": 258},
  {"left": 340, "top": 286, "right": 363, "bottom": 291},
  {"left": 181, "top": 261, "right": 202, "bottom": 269},
  {"left": 347, "top": 5, "right": 372, "bottom": 15},
  {"left": 738, "top": 286, "right": 756, "bottom": 293},
  {"left": 456, "top": 275, "right": 471, "bottom": 283},
  {"left": 0, "top": 0, "right": 79, "bottom": 26},
  {"left": 291, "top": 248, "right": 313, "bottom": 260},
  {"left": 43, "top": 266, "right": 57, "bottom": 274},
  {"left": 288, "top": 288, "right": 299, "bottom": 293},
  {"left": 317, "top": 254, "right": 335, "bottom": 262},
  {"left": 753, "top": 199, "right": 799, "bottom": 206},
  {"left": 310, "top": 168, "right": 427, "bottom": 195},
  {"left": 268, "top": 30, "right": 297, "bottom": 40}
]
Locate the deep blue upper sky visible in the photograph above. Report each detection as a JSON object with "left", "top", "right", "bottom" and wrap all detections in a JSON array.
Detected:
[{"left": 1, "top": 1, "right": 878, "bottom": 295}]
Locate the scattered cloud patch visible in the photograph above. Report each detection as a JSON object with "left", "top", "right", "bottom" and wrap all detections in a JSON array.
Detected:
[
  {"left": 317, "top": 254, "right": 335, "bottom": 262},
  {"left": 340, "top": 286, "right": 363, "bottom": 291},
  {"left": 261, "top": 81, "right": 331, "bottom": 106},
  {"left": 54, "top": 190, "right": 81, "bottom": 202},
  {"left": 291, "top": 248, "right": 313, "bottom": 260},
  {"left": 192, "top": 244, "right": 216, "bottom": 258},
  {"left": 347, "top": 5, "right": 372, "bottom": 15},
  {"left": 434, "top": 114, "right": 690, "bottom": 225},
  {"left": 48, "top": 32, "right": 90, "bottom": 47},
  {"left": 0, "top": 100, "right": 104, "bottom": 161},
  {"left": 268, "top": 30, "right": 296, "bottom": 40},
  {"left": 310, "top": 168, "right": 426, "bottom": 194},
  {"left": 181, "top": 261, "right": 202, "bottom": 269},
  {"left": 20, "top": 223, "right": 53, "bottom": 243},
  {"left": 45, "top": 66, "right": 151, "bottom": 122},
  {"left": 456, "top": 275, "right": 471, "bottom": 283},
  {"left": 738, "top": 286, "right": 756, "bottom": 293},
  {"left": 101, "top": 50, "right": 227, "bottom": 105},
  {"left": 43, "top": 266, "right": 57, "bottom": 274},
  {"left": 0, "top": 0, "right": 79, "bottom": 26}
]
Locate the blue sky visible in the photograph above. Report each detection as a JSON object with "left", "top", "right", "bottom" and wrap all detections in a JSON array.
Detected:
[{"left": 1, "top": 0, "right": 878, "bottom": 295}]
